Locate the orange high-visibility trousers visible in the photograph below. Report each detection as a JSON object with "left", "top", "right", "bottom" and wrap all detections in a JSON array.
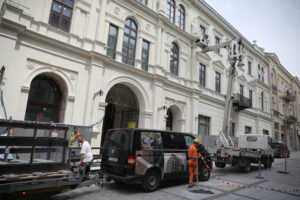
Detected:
[{"left": 188, "top": 160, "right": 196, "bottom": 183}]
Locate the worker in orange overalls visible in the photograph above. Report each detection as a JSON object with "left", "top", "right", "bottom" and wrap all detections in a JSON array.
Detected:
[{"left": 188, "top": 138, "right": 201, "bottom": 188}]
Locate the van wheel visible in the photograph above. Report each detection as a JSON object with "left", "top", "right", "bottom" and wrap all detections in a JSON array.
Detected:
[
  {"left": 199, "top": 166, "right": 210, "bottom": 181},
  {"left": 142, "top": 170, "right": 161, "bottom": 192}
]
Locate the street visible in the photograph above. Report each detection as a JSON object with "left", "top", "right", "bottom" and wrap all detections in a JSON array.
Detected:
[{"left": 41, "top": 152, "right": 300, "bottom": 200}]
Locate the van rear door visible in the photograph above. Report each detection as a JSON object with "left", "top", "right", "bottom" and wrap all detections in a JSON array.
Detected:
[{"left": 102, "top": 129, "right": 133, "bottom": 176}]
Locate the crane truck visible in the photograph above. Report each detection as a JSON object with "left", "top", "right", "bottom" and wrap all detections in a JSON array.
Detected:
[{"left": 195, "top": 34, "right": 274, "bottom": 172}]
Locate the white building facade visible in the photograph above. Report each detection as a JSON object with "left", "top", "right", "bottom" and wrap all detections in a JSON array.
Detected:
[{"left": 0, "top": 0, "right": 272, "bottom": 146}]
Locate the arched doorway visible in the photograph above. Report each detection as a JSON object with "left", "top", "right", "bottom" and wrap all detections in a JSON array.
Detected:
[
  {"left": 101, "top": 84, "right": 139, "bottom": 143},
  {"left": 24, "top": 76, "right": 62, "bottom": 122},
  {"left": 166, "top": 109, "right": 173, "bottom": 131},
  {"left": 165, "top": 105, "right": 182, "bottom": 132}
]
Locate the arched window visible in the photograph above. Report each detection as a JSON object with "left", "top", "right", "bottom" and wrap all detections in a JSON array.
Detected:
[
  {"left": 25, "top": 76, "right": 62, "bottom": 122},
  {"left": 167, "top": 0, "right": 175, "bottom": 23},
  {"left": 178, "top": 5, "right": 185, "bottom": 29},
  {"left": 170, "top": 42, "right": 179, "bottom": 76},
  {"left": 122, "top": 18, "right": 137, "bottom": 66}
]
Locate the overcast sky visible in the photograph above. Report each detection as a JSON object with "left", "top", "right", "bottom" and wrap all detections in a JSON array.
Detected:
[{"left": 204, "top": 0, "right": 300, "bottom": 78}]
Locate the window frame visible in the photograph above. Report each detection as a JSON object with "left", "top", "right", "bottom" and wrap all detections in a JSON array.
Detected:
[
  {"left": 198, "top": 115, "right": 210, "bottom": 136},
  {"left": 178, "top": 4, "right": 185, "bottom": 30},
  {"left": 199, "top": 63, "right": 206, "bottom": 87},
  {"left": 137, "top": 0, "right": 147, "bottom": 5},
  {"left": 215, "top": 36, "right": 220, "bottom": 54},
  {"left": 248, "top": 61, "right": 252, "bottom": 75},
  {"left": 49, "top": 0, "right": 74, "bottom": 32},
  {"left": 261, "top": 91, "right": 264, "bottom": 111},
  {"left": 122, "top": 18, "right": 138, "bottom": 66},
  {"left": 245, "top": 126, "right": 252, "bottom": 134},
  {"left": 240, "top": 85, "right": 244, "bottom": 97},
  {"left": 106, "top": 24, "right": 119, "bottom": 59},
  {"left": 215, "top": 71, "right": 221, "bottom": 93},
  {"left": 249, "top": 90, "right": 253, "bottom": 105},
  {"left": 141, "top": 40, "right": 150, "bottom": 71},
  {"left": 170, "top": 42, "right": 179, "bottom": 76},
  {"left": 167, "top": 0, "right": 175, "bottom": 23}
]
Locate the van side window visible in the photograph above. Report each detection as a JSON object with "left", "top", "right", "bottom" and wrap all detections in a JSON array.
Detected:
[
  {"left": 141, "top": 131, "right": 162, "bottom": 150},
  {"left": 184, "top": 135, "right": 194, "bottom": 147},
  {"left": 162, "top": 133, "right": 186, "bottom": 149}
]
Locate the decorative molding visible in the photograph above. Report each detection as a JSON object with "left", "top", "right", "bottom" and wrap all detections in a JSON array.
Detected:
[
  {"left": 114, "top": 7, "right": 120, "bottom": 15},
  {"left": 26, "top": 61, "right": 35, "bottom": 70}
]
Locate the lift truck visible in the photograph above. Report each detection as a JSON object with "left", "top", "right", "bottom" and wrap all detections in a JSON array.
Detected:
[
  {"left": 0, "top": 119, "right": 103, "bottom": 199},
  {"left": 195, "top": 33, "right": 274, "bottom": 172}
]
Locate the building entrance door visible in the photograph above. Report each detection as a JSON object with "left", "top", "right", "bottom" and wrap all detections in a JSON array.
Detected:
[{"left": 101, "top": 84, "right": 139, "bottom": 145}]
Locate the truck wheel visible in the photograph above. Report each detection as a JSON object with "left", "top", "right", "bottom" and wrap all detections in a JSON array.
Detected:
[
  {"left": 199, "top": 166, "right": 210, "bottom": 181},
  {"left": 215, "top": 162, "right": 226, "bottom": 168},
  {"left": 142, "top": 170, "right": 161, "bottom": 192},
  {"left": 263, "top": 158, "right": 271, "bottom": 169}
]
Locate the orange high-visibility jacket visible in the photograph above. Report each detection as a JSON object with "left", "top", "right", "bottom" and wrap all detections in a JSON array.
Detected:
[{"left": 188, "top": 144, "right": 197, "bottom": 161}]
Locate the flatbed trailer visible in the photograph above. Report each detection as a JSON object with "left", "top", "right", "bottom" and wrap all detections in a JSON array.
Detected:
[{"left": 0, "top": 119, "right": 102, "bottom": 198}]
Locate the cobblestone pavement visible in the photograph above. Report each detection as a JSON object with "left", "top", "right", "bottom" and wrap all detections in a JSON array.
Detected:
[{"left": 43, "top": 152, "right": 300, "bottom": 200}]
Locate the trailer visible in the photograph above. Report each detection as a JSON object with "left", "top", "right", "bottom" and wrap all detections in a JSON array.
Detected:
[{"left": 0, "top": 119, "right": 102, "bottom": 199}]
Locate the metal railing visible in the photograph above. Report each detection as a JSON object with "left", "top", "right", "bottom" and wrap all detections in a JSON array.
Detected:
[
  {"left": 272, "top": 84, "right": 277, "bottom": 91},
  {"left": 273, "top": 109, "right": 280, "bottom": 117},
  {"left": 284, "top": 115, "right": 297, "bottom": 124},
  {"left": 282, "top": 91, "right": 295, "bottom": 102},
  {"left": 233, "top": 94, "right": 252, "bottom": 109}
]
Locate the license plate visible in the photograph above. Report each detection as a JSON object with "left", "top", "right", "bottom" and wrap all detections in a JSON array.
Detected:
[{"left": 108, "top": 157, "right": 118, "bottom": 162}]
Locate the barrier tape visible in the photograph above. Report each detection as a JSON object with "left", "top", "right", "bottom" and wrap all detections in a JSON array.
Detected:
[{"left": 197, "top": 153, "right": 300, "bottom": 192}]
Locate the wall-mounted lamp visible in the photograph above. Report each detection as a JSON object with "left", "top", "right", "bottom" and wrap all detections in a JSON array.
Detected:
[
  {"left": 158, "top": 105, "right": 167, "bottom": 111},
  {"left": 93, "top": 89, "right": 103, "bottom": 99}
]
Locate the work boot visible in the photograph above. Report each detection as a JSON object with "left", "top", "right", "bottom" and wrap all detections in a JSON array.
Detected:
[{"left": 188, "top": 183, "right": 194, "bottom": 188}]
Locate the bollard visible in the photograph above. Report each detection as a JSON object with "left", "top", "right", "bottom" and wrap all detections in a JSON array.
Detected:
[
  {"left": 256, "top": 150, "right": 264, "bottom": 179},
  {"left": 277, "top": 152, "right": 289, "bottom": 174}
]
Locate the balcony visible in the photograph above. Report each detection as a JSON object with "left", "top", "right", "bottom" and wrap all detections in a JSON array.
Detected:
[
  {"left": 284, "top": 115, "right": 297, "bottom": 124},
  {"left": 273, "top": 109, "right": 280, "bottom": 117},
  {"left": 233, "top": 94, "right": 252, "bottom": 111},
  {"left": 272, "top": 84, "right": 277, "bottom": 91},
  {"left": 282, "top": 91, "right": 295, "bottom": 102}
]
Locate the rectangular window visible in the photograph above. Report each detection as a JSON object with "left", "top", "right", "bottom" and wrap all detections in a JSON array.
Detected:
[
  {"left": 215, "top": 72, "right": 221, "bottom": 93},
  {"left": 137, "top": 0, "right": 147, "bottom": 5},
  {"left": 199, "top": 63, "right": 206, "bottom": 87},
  {"left": 141, "top": 40, "right": 150, "bottom": 71},
  {"left": 240, "top": 85, "right": 244, "bottom": 97},
  {"left": 258, "top": 64, "right": 261, "bottom": 79},
  {"left": 198, "top": 115, "right": 210, "bottom": 136},
  {"left": 249, "top": 90, "right": 253, "bottom": 106},
  {"left": 274, "top": 122, "right": 279, "bottom": 140},
  {"left": 248, "top": 61, "right": 252, "bottom": 75},
  {"left": 263, "top": 130, "right": 269, "bottom": 135},
  {"left": 49, "top": 0, "right": 74, "bottom": 32},
  {"left": 245, "top": 126, "right": 252, "bottom": 134},
  {"left": 200, "top": 25, "right": 206, "bottom": 38},
  {"left": 106, "top": 24, "right": 118, "bottom": 59},
  {"left": 230, "top": 123, "right": 235, "bottom": 137},
  {"left": 215, "top": 36, "right": 220, "bottom": 54}
]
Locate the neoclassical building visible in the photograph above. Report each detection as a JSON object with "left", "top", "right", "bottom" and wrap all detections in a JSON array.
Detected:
[
  {"left": 0, "top": 0, "right": 272, "bottom": 146},
  {"left": 267, "top": 53, "right": 300, "bottom": 151}
]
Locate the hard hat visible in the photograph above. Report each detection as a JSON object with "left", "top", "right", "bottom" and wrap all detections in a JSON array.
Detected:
[{"left": 193, "top": 138, "right": 200, "bottom": 144}]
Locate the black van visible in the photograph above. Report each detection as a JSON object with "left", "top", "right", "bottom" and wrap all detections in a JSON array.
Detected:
[
  {"left": 101, "top": 128, "right": 212, "bottom": 192},
  {"left": 272, "top": 141, "right": 290, "bottom": 158}
]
